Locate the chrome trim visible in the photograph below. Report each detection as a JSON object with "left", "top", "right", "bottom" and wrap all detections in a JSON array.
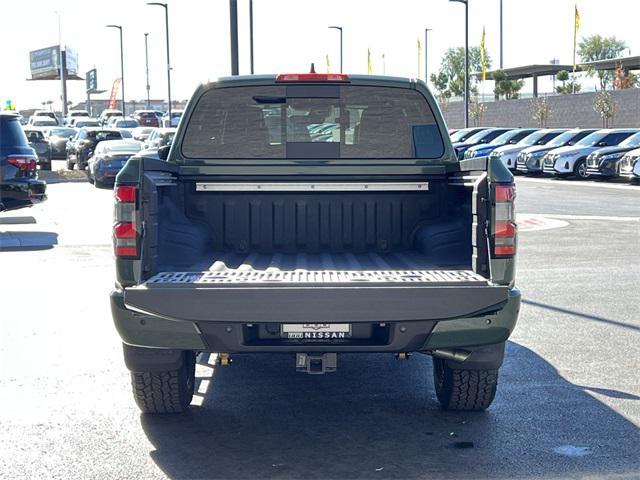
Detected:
[{"left": 195, "top": 182, "right": 430, "bottom": 192}]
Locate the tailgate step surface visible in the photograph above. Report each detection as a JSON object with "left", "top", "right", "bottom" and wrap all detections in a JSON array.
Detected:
[{"left": 145, "top": 269, "right": 488, "bottom": 287}]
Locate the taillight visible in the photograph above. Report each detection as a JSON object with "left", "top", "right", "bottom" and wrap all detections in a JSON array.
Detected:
[
  {"left": 492, "top": 184, "right": 517, "bottom": 258},
  {"left": 113, "top": 185, "right": 139, "bottom": 258},
  {"left": 275, "top": 73, "right": 351, "bottom": 83},
  {"left": 7, "top": 156, "right": 37, "bottom": 174}
]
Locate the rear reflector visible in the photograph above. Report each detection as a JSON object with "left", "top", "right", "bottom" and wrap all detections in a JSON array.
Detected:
[
  {"left": 115, "top": 246, "right": 138, "bottom": 257},
  {"left": 275, "top": 73, "right": 351, "bottom": 83}
]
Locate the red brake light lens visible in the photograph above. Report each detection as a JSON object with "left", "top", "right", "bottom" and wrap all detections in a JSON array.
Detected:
[
  {"left": 7, "top": 156, "right": 37, "bottom": 171},
  {"left": 115, "top": 185, "right": 137, "bottom": 203},
  {"left": 492, "top": 183, "right": 517, "bottom": 259},
  {"left": 114, "top": 222, "right": 136, "bottom": 239},
  {"left": 275, "top": 73, "right": 351, "bottom": 83}
]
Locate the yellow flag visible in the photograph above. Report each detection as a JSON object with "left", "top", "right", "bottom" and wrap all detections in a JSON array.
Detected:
[
  {"left": 326, "top": 54, "right": 331, "bottom": 73},
  {"left": 480, "top": 27, "right": 487, "bottom": 81},
  {"left": 573, "top": 4, "right": 580, "bottom": 71},
  {"left": 367, "top": 48, "right": 372, "bottom": 74},
  {"left": 417, "top": 38, "right": 423, "bottom": 79}
]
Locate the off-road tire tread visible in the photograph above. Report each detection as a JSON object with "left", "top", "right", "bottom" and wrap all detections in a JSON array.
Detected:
[
  {"left": 130, "top": 353, "right": 195, "bottom": 414},
  {"left": 434, "top": 359, "right": 498, "bottom": 411}
]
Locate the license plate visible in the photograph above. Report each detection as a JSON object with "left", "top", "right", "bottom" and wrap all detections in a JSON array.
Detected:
[{"left": 281, "top": 323, "right": 351, "bottom": 339}]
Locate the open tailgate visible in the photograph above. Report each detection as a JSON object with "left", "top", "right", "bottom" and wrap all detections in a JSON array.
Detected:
[{"left": 124, "top": 269, "right": 509, "bottom": 323}]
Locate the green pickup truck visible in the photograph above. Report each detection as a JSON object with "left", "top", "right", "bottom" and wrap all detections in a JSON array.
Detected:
[{"left": 110, "top": 73, "right": 520, "bottom": 414}]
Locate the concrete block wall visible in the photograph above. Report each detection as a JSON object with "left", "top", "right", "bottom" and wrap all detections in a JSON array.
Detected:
[{"left": 443, "top": 88, "right": 640, "bottom": 129}]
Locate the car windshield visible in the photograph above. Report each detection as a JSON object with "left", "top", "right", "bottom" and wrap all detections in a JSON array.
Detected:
[
  {"left": 77, "top": 121, "right": 100, "bottom": 127},
  {"left": 619, "top": 132, "right": 640, "bottom": 148},
  {"left": 33, "top": 120, "right": 57, "bottom": 126},
  {"left": 576, "top": 132, "right": 609, "bottom": 146},
  {"left": 182, "top": 85, "right": 445, "bottom": 159},
  {"left": 517, "top": 130, "right": 552, "bottom": 146},
  {"left": 451, "top": 128, "right": 482, "bottom": 142},
  {"left": 489, "top": 130, "right": 527, "bottom": 146},
  {"left": 465, "top": 129, "right": 497, "bottom": 144},
  {"left": 547, "top": 130, "right": 582, "bottom": 147},
  {"left": 50, "top": 128, "right": 76, "bottom": 137}
]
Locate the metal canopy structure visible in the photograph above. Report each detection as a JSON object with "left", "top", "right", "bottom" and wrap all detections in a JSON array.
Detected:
[{"left": 475, "top": 55, "right": 640, "bottom": 98}]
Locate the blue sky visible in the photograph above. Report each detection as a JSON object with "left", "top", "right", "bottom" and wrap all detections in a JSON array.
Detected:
[{"left": 0, "top": 0, "right": 637, "bottom": 110}]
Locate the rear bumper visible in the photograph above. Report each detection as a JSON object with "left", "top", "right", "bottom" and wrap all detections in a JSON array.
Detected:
[
  {"left": 110, "top": 287, "right": 521, "bottom": 353},
  {"left": 0, "top": 179, "right": 47, "bottom": 212}
]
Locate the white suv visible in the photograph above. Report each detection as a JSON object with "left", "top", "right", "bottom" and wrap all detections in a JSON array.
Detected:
[{"left": 542, "top": 129, "right": 638, "bottom": 179}]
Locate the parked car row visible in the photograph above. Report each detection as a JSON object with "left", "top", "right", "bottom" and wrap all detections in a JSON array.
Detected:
[{"left": 450, "top": 126, "right": 640, "bottom": 183}]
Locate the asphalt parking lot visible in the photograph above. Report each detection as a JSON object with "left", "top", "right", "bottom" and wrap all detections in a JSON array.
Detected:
[{"left": 0, "top": 175, "right": 638, "bottom": 479}]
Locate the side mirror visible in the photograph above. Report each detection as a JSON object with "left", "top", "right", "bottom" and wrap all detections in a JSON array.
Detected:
[
  {"left": 597, "top": 141, "right": 607, "bottom": 147},
  {"left": 158, "top": 145, "right": 170, "bottom": 161}
]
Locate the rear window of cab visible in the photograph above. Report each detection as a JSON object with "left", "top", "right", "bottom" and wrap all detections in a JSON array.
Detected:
[{"left": 182, "top": 85, "right": 445, "bottom": 160}]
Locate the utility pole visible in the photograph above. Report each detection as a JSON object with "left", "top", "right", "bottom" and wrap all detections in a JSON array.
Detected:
[
  {"left": 230, "top": 0, "right": 239, "bottom": 75},
  {"left": 144, "top": 33, "right": 151, "bottom": 109}
]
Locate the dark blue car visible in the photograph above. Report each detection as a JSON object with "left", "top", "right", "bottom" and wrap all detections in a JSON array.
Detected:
[{"left": 87, "top": 140, "right": 143, "bottom": 188}]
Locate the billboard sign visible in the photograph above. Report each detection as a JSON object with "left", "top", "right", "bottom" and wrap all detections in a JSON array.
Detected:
[
  {"left": 29, "top": 46, "right": 60, "bottom": 79},
  {"left": 29, "top": 45, "right": 79, "bottom": 80}
]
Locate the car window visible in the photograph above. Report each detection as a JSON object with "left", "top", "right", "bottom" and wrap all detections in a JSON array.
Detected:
[
  {"left": 115, "top": 120, "right": 138, "bottom": 128},
  {"left": 517, "top": 130, "right": 552, "bottom": 146},
  {"left": 182, "top": 85, "right": 443, "bottom": 159},
  {"left": 96, "top": 131, "right": 123, "bottom": 141},
  {"left": 489, "top": 129, "right": 528, "bottom": 146},
  {"left": 548, "top": 130, "right": 581, "bottom": 147},
  {"left": 26, "top": 131, "right": 45, "bottom": 141},
  {"left": 0, "top": 117, "right": 29, "bottom": 147}
]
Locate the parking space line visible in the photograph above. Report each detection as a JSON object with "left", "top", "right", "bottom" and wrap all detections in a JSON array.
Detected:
[{"left": 516, "top": 177, "right": 640, "bottom": 191}]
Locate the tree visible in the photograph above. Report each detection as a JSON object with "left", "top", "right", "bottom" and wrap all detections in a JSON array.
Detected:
[
  {"left": 593, "top": 91, "right": 618, "bottom": 128},
  {"left": 430, "top": 47, "right": 490, "bottom": 98},
  {"left": 578, "top": 35, "right": 627, "bottom": 91},
  {"left": 555, "top": 70, "right": 582, "bottom": 94},
  {"left": 613, "top": 65, "right": 638, "bottom": 89},
  {"left": 531, "top": 97, "right": 551, "bottom": 127},
  {"left": 468, "top": 97, "right": 486, "bottom": 127},
  {"left": 493, "top": 70, "right": 524, "bottom": 100}
]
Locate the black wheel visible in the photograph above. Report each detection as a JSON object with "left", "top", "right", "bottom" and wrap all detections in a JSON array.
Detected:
[
  {"left": 131, "top": 350, "right": 196, "bottom": 414},
  {"left": 432, "top": 357, "right": 498, "bottom": 411},
  {"left": 87, "top": 174, "right": 94, "bottom": 185},
  {"left": 573, "top": 158, "right": 589, "bottom": 179}
]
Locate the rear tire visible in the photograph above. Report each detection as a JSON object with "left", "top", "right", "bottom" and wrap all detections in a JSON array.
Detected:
[
  {"left": 432, "top": 357, "right": 498, "bottom": 411},
  {"left": 131, "top": 351, "right": 196, "bottom": 414}
]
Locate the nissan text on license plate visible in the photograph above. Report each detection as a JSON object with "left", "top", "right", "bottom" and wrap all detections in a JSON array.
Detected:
[{"left": 281, "top": 324, "right": 351, "bottom": 339}]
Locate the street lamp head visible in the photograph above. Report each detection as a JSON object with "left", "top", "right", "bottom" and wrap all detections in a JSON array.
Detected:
[
  {"left": 449, "top": 0, "right": 467, "bottom": 3},
  {"left": 147, "top": 2, "right": 168, "bottom": 7},
  {"left": 106, "top": 24, "right": 122, "bottom": 30},
  {"left": 328, "top": 26, "right": 342, "bottom": 31}
]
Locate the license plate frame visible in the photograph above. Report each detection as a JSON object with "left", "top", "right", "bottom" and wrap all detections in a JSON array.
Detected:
[{"left": 281, "top": 323, "right": 352, "bottom": 340}]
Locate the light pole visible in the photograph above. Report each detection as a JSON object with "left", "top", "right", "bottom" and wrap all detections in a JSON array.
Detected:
[
  {"left": 449, "top": 0, "right": 469, "bottom": 128},
  {"left": 500, "top": 0, "right": 503, "bottom": 69},
  {"left": 328, "top": 26, "right": 343, "bottom": 73},
  {"left": 148, "top": 2, "right": 172, "bottom": 118},
  {"left": 249, "top": 0, "right": 254, "bottom": 74},
  {"left": 106, "top": 25, "right": 125, "bottom": 115},
  {"left": 144, "top": 33, "right": 151, "bottom": 109},
  {"left": 425, "top": 28, "right": 432, "bottom": 85}
]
